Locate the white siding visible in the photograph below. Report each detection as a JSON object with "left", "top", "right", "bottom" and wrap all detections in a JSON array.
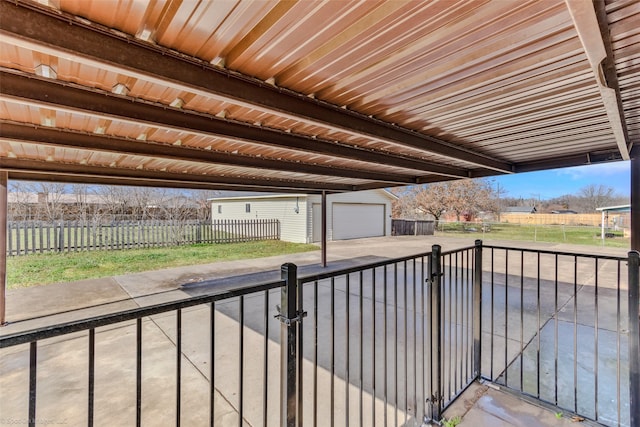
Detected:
[
  {"left": 211, "top": 196, "right": 308, "bottom": 243},
  {"left": 210, "top": 189, "right": 395, "bottom": 243}
]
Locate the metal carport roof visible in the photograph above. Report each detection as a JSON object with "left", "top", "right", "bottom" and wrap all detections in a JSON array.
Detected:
[
  {"left": 0, "top": 0, "right": 637, "bottom": 194},
  {"left": 0, "top": 0, "right": 639, "bottom": 321}
]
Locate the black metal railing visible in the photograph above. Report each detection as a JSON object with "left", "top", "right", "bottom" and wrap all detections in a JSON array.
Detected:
[
  {"left": 279, "top": 243, "right": 479, "bottom": 426},
  {"left": 0, "top": 281, "right": 285, "bottom": 427},
  {"left": 1, "top": 242, "right": 638, "bottom": 427},
  {"left": 480, "top": 245, "right": 639, "bottom": 427}
]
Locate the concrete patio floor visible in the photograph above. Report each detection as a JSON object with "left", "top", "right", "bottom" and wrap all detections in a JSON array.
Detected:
[{"left": 0, "top": 235, "right": 631, "bottom": 426}]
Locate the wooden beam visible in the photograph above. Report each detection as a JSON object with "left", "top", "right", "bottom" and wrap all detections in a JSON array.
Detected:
[
  {"left": 0, "top": 0, "right": 512, "bottom": 173},
  {"left": 565, "top": 0, "right": 630, "bottom": 160}
]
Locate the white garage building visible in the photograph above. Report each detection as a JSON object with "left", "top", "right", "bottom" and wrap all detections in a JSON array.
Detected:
[{"left": 210, "top": 189, "right": 396, "bottom": 243}]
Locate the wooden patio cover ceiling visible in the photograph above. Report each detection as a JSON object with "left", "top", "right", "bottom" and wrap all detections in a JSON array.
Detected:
[{"left": 0, "top": 0, "right": 638, "bottom": 194}]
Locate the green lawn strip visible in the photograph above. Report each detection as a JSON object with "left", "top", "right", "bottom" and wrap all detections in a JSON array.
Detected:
[
  {"left": 7, "top": 240, "right": 318, "bottom": 289},
  {"left": 438, "top": 223, "right": 629, "bottom": 248}
]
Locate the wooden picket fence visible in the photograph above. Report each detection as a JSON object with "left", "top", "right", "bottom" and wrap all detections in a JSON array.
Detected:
[
  {"left": 391, "top": 219, "right": 435, "bottom": 236},
  {"left": 6, "top": 219, "right": 280, "bottom": 256}
]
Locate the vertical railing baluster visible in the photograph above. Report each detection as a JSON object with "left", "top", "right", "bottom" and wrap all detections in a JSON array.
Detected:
[
  {"left": 372, "top": 268, "right": 377, "bottom": 426},
  {"left": 403, "top": 260, "right": 408, "bottom": 425},
  {"left": 331, "top": 276, "right": 335, "bottom": 427},
  {"left": 176, "top": 309, "right": 182, "bottom": 427},
  {"left": 345, "top": 273, "right": 350, "bottom": 427},
  {"left": 412, "top": 258, "right": 417, "bottom": 423},
  {"left": 88, "top": 328, "right": 95, "bottom": 427},
  {"left": 358, "top": 270, "right": 363, "bottom": 427},
  {"left": 137, "top": 318, "right": 142, "bottom": 427},
  {"left": 29, "top": 341, "right": 37, "bottom": 427},
  {"left": 628, "top": 251, "right": 640, "bottom": 427},
  {"left": 454, "top": 251, "right": 458, "bottom": 395},
  {"left": 383, "top": 265, "right": 388, "bottom": 427},
  {"left": 594, "top": 258, "right": 599, "bottom": 421},
  {"left": 520, "top": 251, "right": 524, "bottom": 392},
  {"left": 394, "top": 264, "right": 398, "bottom": 427},
  {"left": 536, "top": 252, "right": 541, "bottom": 399},
  {"left": 504, "top": 249, "right": 509, "bottom": 386},
  {"left": 264, "top": 291, "right": 269, "bottom": 427},
  {"left": 314, "top": 280, "right": 319, "bottom": 427},
  {"left": 616, "top": 260, "right": 621, "bottom": 426},
  {"left": 554, "top": 254, "right": 559, "bottom": 406},
  {"left": 473, "top": 240, "right": 482, "bottom": 380},
  {"left": 210, "top": 303, "right": 215, "bottom": 427},
  {"left": 239, "top": 296, "right": 244, "bottom": 427},
  {"left": 429, "top": 245, "right": 442, "bottom": 422},
  {"left": 421, "top": 256, "right": 427, "bottom": 425},
  {"left": 573, "top": 255, "right": 578, "bottom": 414}
]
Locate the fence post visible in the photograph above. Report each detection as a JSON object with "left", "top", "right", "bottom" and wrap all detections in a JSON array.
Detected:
[
  {"left": 279, "top": 263, "right": 301, "bottom": 427},
  {"left": 429, "top": 245, "right": 443, "bottom": 423},
  {"left": 473, "top": 239, "right": 483, "bottom": 380},
  {"left": 57, "top": 222, "right": 64, "bottom": 253},
  {"left": 629, "top": 250, "right": 640, "bottom": 426}
]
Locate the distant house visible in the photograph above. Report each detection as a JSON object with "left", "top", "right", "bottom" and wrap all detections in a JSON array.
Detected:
[
  {"left": 503, "top": 206, "right": 537, "bottom": 214},
  {"left": 210, "top": 189, "right": 396, "bottom": 243}
]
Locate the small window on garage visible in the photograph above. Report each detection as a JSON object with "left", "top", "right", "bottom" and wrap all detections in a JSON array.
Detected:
[
  {"left": 245, "top": 203, "right": 251, "bottom": 213},
  {"left": 217, "top": 205, "right": 222, "bottom": 214}
]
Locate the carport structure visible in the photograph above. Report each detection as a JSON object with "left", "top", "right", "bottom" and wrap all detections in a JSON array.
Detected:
[{"left": 0, "top": 0, "right": 639, "bottom": 425}]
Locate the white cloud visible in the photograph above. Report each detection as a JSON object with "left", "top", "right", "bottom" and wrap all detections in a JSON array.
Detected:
[{"left": 555, "top": 161, "right": 630, "bottom": 180}]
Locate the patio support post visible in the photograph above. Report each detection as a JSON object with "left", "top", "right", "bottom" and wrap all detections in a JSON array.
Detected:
[
  {"left": 473, "top": 240, "right": 483, "bottom": 379},
  {"left": 0, "top": 171, "right": 6, "bottom": 325},
  {"left": 429, "top": 244, "right": 443, "bottom": 423},
  {"left": 631, "top": 151, "right": 639, "bottom": 251},
  {"left": 629, "top": 251, "right": 640, "bottom": 426},
  {"left": 321, "top": 191, "right": 327, "bottom": 267},
  {"left": 279, "top": 263, "right": 301, "bottom": 427}
]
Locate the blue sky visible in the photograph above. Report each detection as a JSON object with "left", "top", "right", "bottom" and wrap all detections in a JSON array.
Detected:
[{"left": 489, "top": 161, "right": 631, "bottom": 200}]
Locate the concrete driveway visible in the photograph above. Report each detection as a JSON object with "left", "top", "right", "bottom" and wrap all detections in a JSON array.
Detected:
[{"left": 0, "top": 236, "right": 631, "bottom": 426}]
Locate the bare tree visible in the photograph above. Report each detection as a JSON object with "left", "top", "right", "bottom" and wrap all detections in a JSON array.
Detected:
[
  {"left": 393, "top": 178, "right": 496, "bottom": 225},
  {"left": 444, "top": 179, "right": 496, "bottom": 221},
  {"left": 15, "top": 182, "right": 68, "bottom": 222},
  {"left": 184, "top": 189, "right": 220, "bottom": 221},
  {"left": 577, "top": 184, "right": 616, "bottom": 212},
  {"left": 414, "top": 183, "right": 450, "bottom": 225},
  {"left": 8, "top": 181, "right": 34, "bottom": 221},
  {"left": 390, "top": 186, "right": 418, "bottom": 218}
]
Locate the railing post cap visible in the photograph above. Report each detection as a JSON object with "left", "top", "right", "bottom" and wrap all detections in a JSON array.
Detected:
[
  {"left": 475, "top": 239, "right": 483, "bottom": 246},
  {"left": 281, "top": 262, "right": 298, "bottom": 271}
]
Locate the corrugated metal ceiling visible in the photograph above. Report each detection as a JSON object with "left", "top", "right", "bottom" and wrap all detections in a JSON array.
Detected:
[{"left": 0, "top": 0, "right": 638, "bottom": 193}]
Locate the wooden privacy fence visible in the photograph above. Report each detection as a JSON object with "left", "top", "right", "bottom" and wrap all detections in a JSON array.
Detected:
[
  {"left": 6, "top": 219, "right": 280, "bottom": 256},
  {"left": 391, "top": 219, "right": 435, "bottom": 236}
]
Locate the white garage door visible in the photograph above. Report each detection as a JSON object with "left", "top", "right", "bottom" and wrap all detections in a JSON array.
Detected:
[{"left": 332, "top": 203, "right": 385, "bottom": 240}]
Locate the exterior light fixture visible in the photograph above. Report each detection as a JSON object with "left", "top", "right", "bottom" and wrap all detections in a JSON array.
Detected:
[
  {"left": 35, "top": 64, "right": 57, "bottom": 79},
  {"left": 170, "top": 98, "right": 185, "bottom": 109},
  {"left": 111, "top": 83, "right": 129, "bottom": 96}
]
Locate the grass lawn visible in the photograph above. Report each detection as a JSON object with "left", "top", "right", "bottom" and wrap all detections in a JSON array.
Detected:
[
  {"left": 7, "top": 240, "right": 318, "bottom": 289},
  {"left": 437, "top": 222, "right": 630, "bottom": 248}
]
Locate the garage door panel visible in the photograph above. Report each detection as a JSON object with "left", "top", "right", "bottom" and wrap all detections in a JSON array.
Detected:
[{"left": 332, "top": 203, "right": 384, "bottom": 240}]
